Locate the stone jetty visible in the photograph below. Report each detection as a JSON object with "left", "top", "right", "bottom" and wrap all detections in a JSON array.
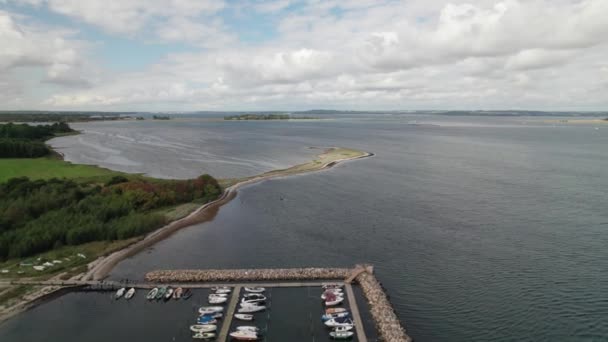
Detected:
[
  {"left": 145, "top": 267, "right": 352, "bottom": 282},
  {"left": 356, "top": 271, "right": 412, "bottom": 342}
]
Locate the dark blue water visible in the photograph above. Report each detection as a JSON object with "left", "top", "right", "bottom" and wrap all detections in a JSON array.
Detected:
[{"left": 2, "top": 115, "right": 608, "bottom": 341}]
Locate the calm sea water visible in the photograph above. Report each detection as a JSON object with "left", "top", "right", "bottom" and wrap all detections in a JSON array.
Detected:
[{"left": 2, "top": 115, "right": 607, "bottom": 341}]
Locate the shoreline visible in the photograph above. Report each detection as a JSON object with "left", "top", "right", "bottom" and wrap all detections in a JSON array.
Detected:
[
  {"left": 83, "top": 148, "right": 373, "bottom": 281},
  {"left": 0, "top": 148, "right": 372, "bottom": 323}
]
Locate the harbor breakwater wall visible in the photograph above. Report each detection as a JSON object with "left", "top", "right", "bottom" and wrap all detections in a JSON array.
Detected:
[
  {"left": 145, "top": 266, "right": 412, "bottom": 341},
  {"left": 356, "top": 271, "right": 413, "bottom": 342},
  {"left": 145, "top": 267, "right": 352, "bottom": 282}
]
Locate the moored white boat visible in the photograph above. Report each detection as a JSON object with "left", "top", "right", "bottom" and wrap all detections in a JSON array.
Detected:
[
  {"left": 208, "top": 296, "right": 227, "bottom": 304},
  {"left": 324, "top": 294, "right": 344, "bottom": 306},
  {"left": 199, "top": 306, "right": 224, "bottom": 315},
  {"left": 115, "top": 287, "right": 126, "bottom": 299},
  {"left": 235, "top": 314, "right": 254, "bottom": 321},
  {"left": 229, "top": 330, "right": 259, "bottom": 340},
  {"left": 334, "top": 326, "right": 353, "bottom": 332},
  {"left": 192, "top": 332, "right": 216, "bottom": 340},
  {"left": 322, "top": 283, "right": 344, "bottom": 290},
  {"left": 329, "top": 330, "right": 354, "bottom": 339},
  {"left": 190, "top": 324, "right": 217, "bottom": 333},
  {"left": 324, "top": 317, "right": 354, "bottom": 328},
  {"left": 147, "top": 288, "right": 158, "bottom": 300},
  {"left": 214, "top": 288, "right": 231, "bottom": 294},
  {"left": 164, "top": 287, "right": 174, "bottom": 300},
  {"left": 124, "top": 288, "right": 135, "bottom": 300},
  {"left": 237, "top": 305, "right": 266, "bottom": 313},
  {"left": 209, "top": 293, "right": 228, "bottom": 297},
  {"left": 236, "top": 326, "right": 260, "bottom": 332},
  {"left": 322, "top": 311, "right": 350, "bottom": 321},
  {"left": 244, "top": 287, "right": 265, "bottom": 293}
]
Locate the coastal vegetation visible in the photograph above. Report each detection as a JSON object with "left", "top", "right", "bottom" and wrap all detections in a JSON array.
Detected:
[
  {"left": 0, "top": 174, "right": 220, "bottom": 260},
  {"left": 224, "top": 114, "right": 318, "bottom": 120},
  {"left": 0, "top": 122, "right": 221, "bottom": 269},
  {"left": 0, "top": 122, "right": 74, "bottom": 158},
  {"left": 0, "top": 112, "right": 134, "bottom": 122}
]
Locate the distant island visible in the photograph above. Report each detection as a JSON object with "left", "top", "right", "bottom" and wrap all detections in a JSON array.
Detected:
[
  {"left": 152, "top": 115, "right": 171, "bottom": 120},
  {"left": 224, "top": 114, "right": 318, "bottom": 120}
]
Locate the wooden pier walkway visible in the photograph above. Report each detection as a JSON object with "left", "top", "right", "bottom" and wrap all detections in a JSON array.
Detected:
[
  {"left": 0, "top": 280, "right": 332, "bottom": 289},
  {"left": 218, "top": 286, "right": 241, "bottom": 342},
  {"left": 345, "top": 283, "right": 368, "bottom": 342}
]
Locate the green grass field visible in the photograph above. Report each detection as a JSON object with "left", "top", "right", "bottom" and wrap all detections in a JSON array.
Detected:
[{"left": 0, "top": 157, "right": 131, "bottom": 183}]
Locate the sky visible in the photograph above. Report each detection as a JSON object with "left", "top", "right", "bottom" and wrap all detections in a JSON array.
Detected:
[{"left": 1, "top": 0, "right": 607, "bottom": 111}]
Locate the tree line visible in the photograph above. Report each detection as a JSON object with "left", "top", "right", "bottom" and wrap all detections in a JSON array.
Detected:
[
  {"left": 0, "top": 122, "right": 74, "bottom": 158},
  {"left": 0, "top": 175, "right": 221, "bottom": 260}
]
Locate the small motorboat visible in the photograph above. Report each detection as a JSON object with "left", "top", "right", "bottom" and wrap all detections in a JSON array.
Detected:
[
  {"left": 242, "top": 293, "right": 265, "bottom": 299},
  {"left": 147, "top": 288, "right": 159, "bottom": 300},
  {"left": 182, "top": 289, "right": 193, "bottom": 300},
  {"left": 200, "top": 312, "right": 223, "bottom": 319},
  {"left": 326, "top": 308, "right": 348, "bottom": 315},
  {"left": 322, "top": 283, "right": 344, "bottom": 290},
  {"left": 321, "top": 290, "right": 343, "bottom": 300},
  {"left": 237, "top": 305, "right": 266, "bottom": 313},
  {"left": 229, "top": 330, "right": 259, "bottom": 341},
  {"left": 241, "top": 296, "right": 266, "bottom": 305},
  {"left": 156, "top": 287, "right": 167, "bottom": 300},
  {"left": 244, "top": 287, "right": 265, "bottom": 293},
  {"left": 164, "top": 287, "right": 174, "bottom": 300},
  {"left": 334, "top": 326, "right": 354, "bottom": 332},
  {"left": 322, "top": 311, "right": 350, "bottom": 321},
  {"left": 236, "top": 326, "right": 260, "bottom": 332},
  {"left": 329, "top": 330, "right": 354, "bottom": 339},
  {"left": 115, "top": 287, "right": 126, "bottom": 299},
  {"left": 197, "top": 316, "right": 217, "bottom": 325},
  {"left": 209, "top": 293, "right": 228, "bottom": 297},
  {"left": 324, "top": 293, "right": 344, "bottom": 306},
  {"left": 235, "top": 314, "right": 254, "bottom": 321},
  {"left": 214, "top": 288, "right": 231, "bottom": 294},
  {"left": 173, "top": 287, "right": 183, "bottom": 299},
  {"left": 190, "top": 324, "right": 217, "bottom": 333},
  {"left": 124, "top": 288, "right": 136, "bottom": 300},
  {"left": 324, "top": 317, "right": 354, "bottom": 328},
  {"left": 325, "top": 297, "right": 344, "bottom": 306},
  {"left": 199, "top": 306, "right": 224, "bottom": 315},
  {"left": 208, "top": 296, "right": 227, "bottom": 304},
  {"left": 211, "top": 286, "right": 231, "bottom": 292},
  {"left": 193, "top": 332, "right": 216, "bottom": 340}
]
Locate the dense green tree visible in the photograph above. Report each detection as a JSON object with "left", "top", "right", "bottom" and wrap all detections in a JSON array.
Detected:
[{"left": 0, "top": 175, "right": 221, "bottom": 259}]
